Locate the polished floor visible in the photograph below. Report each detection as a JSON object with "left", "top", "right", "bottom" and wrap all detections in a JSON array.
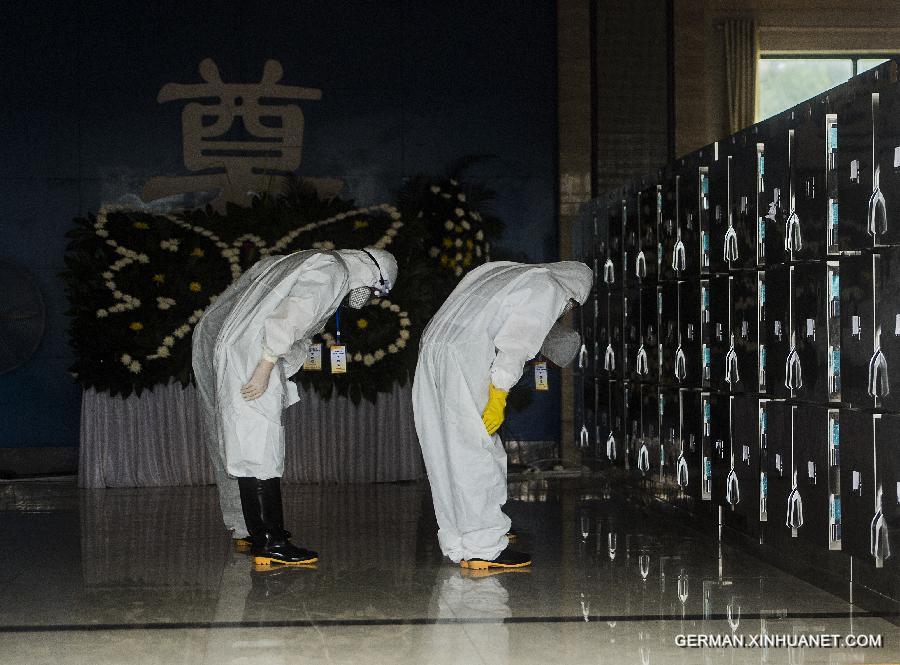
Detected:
[{"left": 0, "top": 477, "right": 897, "bottom": 664}]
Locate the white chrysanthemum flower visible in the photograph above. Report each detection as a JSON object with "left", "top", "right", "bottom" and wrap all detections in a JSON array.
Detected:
[
  {"left": 363, "top": 354, "right": 375, "bottom": 366},
  {"left": 96, "top": 309, "right": 108, "bottom": 318},
  {"left": 400, "top": 318, "right": 410, "bottom": 327},
  {"left": 475, "top": 230, "right": 484, "bottom": 240},
  {"left": 454, "top": 238, "right": 462, "bottom": 248},
  {"left": 388, "top": 344, "right": 398, "bottom": 354},
  {"left": 454, "top": 253, "right": 462, "bottom": 261},
  {"left": 102, "top": 271, "right": 113, "bottom": 279},
  {"left": 96, "top": 229, "right": 109, "bottom": 238},
  {"left": 399, "top": 330, "right": 410, "bottom": 340},
  {"left": 450, "top": 178, "right": 459, "bottom": 186},
  {"left": 444, "top": 220, "right": 454, "bottom": 231},
  {"left": 457, "top": 193, "right": 466, "bottom": 202},
  {"left": 113, "top": 290, "right": 123, "bottom": 299},
  {"left": 137, "top": 254, "right": 149, "bottom": 264},
  {"left": 475, "top": 246, "right": 482, "bottom": 257},
  {"left": 157, "top": 347, "right": 170, "bottom": 358},
  {"left": 121, "top": 354, "right": 132, "bottom": 364},
  {"left": 396, "top": 339, "right": 407, "bottom": 349},
  {"left": 390, "top": 211, "right": 402, "bottom": 220},
  {"left": 455, "top": 266, "right": 463, "bottom": 276},
  {"left": 454, "top": 208, "right": 465, "bottom": 217},
  {"left": 129, "top": 360, "right": 141, "bottom": 374},
  {"left": 386, "top": 228, "right": 397, "bottom": 237},
  {"left": 374, "top": 349, "right": 385, "bottom": 360},
  {"left": 389, "top": 304, "right": 400, "bottom": 313},
  {"left": 163, "top": 336, "right": 175, "bottom": 347},
  {"left": 428, "top": 247, "right": 440, "bottom": 257},
  {"left": 430, "top": 185, "right": 441, "bottom": 194},
  {"left": 353, "top": 352, "right": 363, "bottom": 362},
  {"left": 380, "top": 300, "right": 391, "bottom": 309},
  {"left": 105, "top": 281, "right": 115, "bottom": 290},
  {"left": 462, "top": 220, "right": 471, "bottom": 230}
]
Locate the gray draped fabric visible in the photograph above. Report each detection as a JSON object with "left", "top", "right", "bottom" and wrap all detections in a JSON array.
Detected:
[{"left": 79, "top": 382, "right": 423, "bottom": 488}]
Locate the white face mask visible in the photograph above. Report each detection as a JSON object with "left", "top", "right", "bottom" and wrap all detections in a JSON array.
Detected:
[{"left": 347, "top": 286, "right": 373, "bottom": 309}]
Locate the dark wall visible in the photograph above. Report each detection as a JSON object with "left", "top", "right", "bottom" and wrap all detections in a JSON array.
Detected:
[{"left": 0, "top": 1, "right": 560, "bottom": 449}]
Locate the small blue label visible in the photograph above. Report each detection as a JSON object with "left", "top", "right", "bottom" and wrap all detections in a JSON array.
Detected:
[
  {"left": 760, "top": 410, "right": 768, "bottom": 431},
  {"left": 829, "top": 126, "right": 838, "bottom": 151},
  {"left": 831, "top": 273, "right": 839, "bottom": 296},
  {"left": 832, "top": 496, "right": 842, "bottom": 521},
  {"left": 759, "top": 217, "right": 766, "bottom": 240},
  {"left": 760, "top": 345, "right": 767, "bottom": 366},
  {"left": 758, "top": 155, "right": 765, "bottom": 175},
  {"left": 657, "top": 192, "right": 663, "bottom": 212},
  {"left": 702, "top": 287, "right": 709, "bottom": 308},
  {"left": 703, "top": 346, "right": 711, "bottom": 364},
  {"left": 704, "top": 458, "right": 711, "bottom": 477},
  {"left": 701, "top": 175, "right": 709, "bottom": 195},
  {"left": 832, "top": 347, "right": 841, "bottom": 373},
  {"left": 831, "top": 201, "right": 839, "bottom": 226},
  {"left": 704, "top": 401, "right": 711, "bottom": 421},
  {"left": 761, "top": 473, "right": 768, "bottom": 495},
  {"left": 831, "top": 420, "right": 839, "bottom": 447},
  {"left": 702, "top": 233, "right": 709, "bottom": 252},
  {"left": 760, "top": 284, "right": 766, "bottom": 304}
]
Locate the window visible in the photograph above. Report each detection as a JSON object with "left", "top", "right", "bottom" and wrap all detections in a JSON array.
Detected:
[{"left": 757, "top": 56, "right": 892, "bottom": 121}]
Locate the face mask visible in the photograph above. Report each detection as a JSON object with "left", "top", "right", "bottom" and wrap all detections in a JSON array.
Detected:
[
  {"left": 347, "top": 286, "right": 373, "bottom": 309},
  {"left": 540, "top": 322, "right": 582, "bottom": 367}
]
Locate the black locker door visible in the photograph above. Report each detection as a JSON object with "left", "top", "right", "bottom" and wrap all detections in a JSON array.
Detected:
[
  {"left": 840, "top": 408, "right": 875, "bottom": 560},
  {"left": 840, "top": 252, "right": 875, "bottom": 410},
  {"left": 589, "top": 199, "right": 605, "bottom": 293},
  {"left": 604, "top": 192, "right": 626, "bottom": 289},
  {"left": 876, "top": 78, "right": 900, "bottom": 247},
  {"left": 595, "top": 378, "right": 610, "bottom": 464},
  {"left": 725, "top": 132, "right": 760, "bottom": 270},
  {"left": 875, "top": 413, "right": 900, "bottom": 561},
  {"left": 705, "top": 392, "right": 731, "bottom": 506},
  {"left": 623, "top": 185, "right": 641, "bottom": 290},
  {"left": 679, "top": 389, "right": 703, "bottom": 500},
  {"left": 791, "top": 262, "right": 833, "bottom": 404},
  {"left": 762, "top": 401, "right": 793, "bottom": 535},
  {"left": 596, "top": 290, "right": 609, "bottom": 378},
  {"left": 836, "top": 85, "right": 875, "bottom": 251},
  {"left": 624, "top": 286, "right": 641, "bottom": 381},
  {"left": 659, "top": 387, "right": 680, "bottom": 483},
  {"left": 761, "top": 112, "right": 791, "bottom": 265},
  {"left": 874, "top": 247, "right": 900, "bottom": 412},
  {"left": 707, "top": 146, "right": 730, "bottom": 274},
  {"left": 581, "top": 292, "right": 597, "bottom": 379},
  {"left": 730, "top": 271, "right": 763, "bottom": 395},
  {"left": 607, "top": 290, "right": 625, "bottom": 381},
  {"left": 765, "top": 265, "right": 791, "bottom": 399},
  {"left": 608, "top": 380, "right": 627, "bottom": 469},
  {"left": 678, "top": 279, "right": 702, "bottom": 389},
  {"left": 704, "top": 274, "right": 730, "bottom": 393},
  {"left": 625, "top": 381, "right": 643, "bottom": 474},
  {"left": 725, "top": 396, "right": 762, "bottom": 533},
  {"left": 637, "top": 182, "right": 659, "bottom": 284},
  {"left": 638, "top": 285, "right": 659, "bottom": 384},
  {"left": 794, "top": 403, "right": 832, "bottom": 549},
  {"left": 659, "top": 282, "right": 679, "bottom": 387},
  {"left": 638, "top": 384, "right": 659, "bottom": 477},
  {"left": 659, "top": 169, "right": 679, "bottom": 283},
  {"left": 792, "top": 98, "right": 830, "bottom": 261},
  {"left": 580, "top": 376, "right": 597, "bottom": 456},
  {"left": 677, "top": 154, "right": 703, "bottom": 278}
]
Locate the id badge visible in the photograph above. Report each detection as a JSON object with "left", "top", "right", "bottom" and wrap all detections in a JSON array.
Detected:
[
  {"left": 330, "top": 345, "right": 347, "bottom": 374},
  {"left": 534, "top": 362, "right": 549, "bottom": 391},
  {"left": 303, "top": 343, "right": 322, "bottom": 371}
]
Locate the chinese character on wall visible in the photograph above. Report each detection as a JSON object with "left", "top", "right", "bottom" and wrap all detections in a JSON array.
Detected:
[{"left": 142, "top": 58, "right": 341, "bottom": 210}]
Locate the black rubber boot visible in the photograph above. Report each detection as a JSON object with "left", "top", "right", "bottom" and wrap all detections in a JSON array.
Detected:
[
  {"left": 237, "top": 477, "right": 318, "bottom": 566},
  {"left": 460, "top": 548, "right": 532, "bottom": 570}
]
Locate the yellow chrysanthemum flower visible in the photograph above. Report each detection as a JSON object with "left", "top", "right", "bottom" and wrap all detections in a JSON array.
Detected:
[
  {"left": 133, "top": 222, "right": 149, "bottom": 230},
  {"left": 191, "top": 248, "right": 205, "bottom": 257},
  {"left": 189, "top": 282, "right": 202, "bottom": 292},
  {"left": 442, "top": 237, "right": 453, "bottom": 248},
  {"left": 353, "top": 220, "right": 369, "bottom": 229},
  {"left": 129, "top": 322, "right": 144, "bottom": 331},
  {"left": 153, "top": 274, "right": 165, "bottom": 284},
  {"left": 356, "top": 319, "right": 369, "bottom": 329}
]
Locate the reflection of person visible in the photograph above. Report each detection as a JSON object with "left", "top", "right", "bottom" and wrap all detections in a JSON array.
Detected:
[
  {"left": 413, "top": 261, "right": 592, "bottom": 569},
  {"left": 192, "top": 248, "right": 398, "bottom": 565}
]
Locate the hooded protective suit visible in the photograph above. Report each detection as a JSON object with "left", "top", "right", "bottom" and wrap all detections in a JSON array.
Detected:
[
  {"left": 412, "top": 261, "right": 593, "bottom": 562},
  {"left": 192, "top": 248, "right": 396, "bottom": 538}
]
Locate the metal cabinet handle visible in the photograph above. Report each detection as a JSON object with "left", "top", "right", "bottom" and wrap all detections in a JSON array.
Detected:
[
  {"left": 868, "top": 186, "right": 887, "bottom": 237},
  {"left": 725, "top": 334, "right": 740, "bottom": 385},
  {"left": 672, "top": 239, "right": 686, "bottom": 272},
  {"left": 603, "top": 258, "right": 615, "bottom": 284},
  {"left": 784, "top": 211, "right": 802, "bottom": 252},
  {"left": 724, "top": 225, "right": 739, "bottom": 262}
]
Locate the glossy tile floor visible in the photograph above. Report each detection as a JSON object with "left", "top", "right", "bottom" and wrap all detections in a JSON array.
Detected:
[{"left": 0, "top": 478, "right": 897, "bottom": 664}]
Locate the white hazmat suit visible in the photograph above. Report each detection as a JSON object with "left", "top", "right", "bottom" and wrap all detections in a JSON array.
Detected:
[
  {"left": 413, "top": 261, "right": 593, "bottom": 562},
  {"left": 192, "top": 248, "right": 397, "bottom": 538}
]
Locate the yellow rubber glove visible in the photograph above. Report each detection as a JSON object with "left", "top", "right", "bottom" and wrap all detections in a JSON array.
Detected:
[{"left": 481, "top": 384, "right": 508, "bottom": 436}]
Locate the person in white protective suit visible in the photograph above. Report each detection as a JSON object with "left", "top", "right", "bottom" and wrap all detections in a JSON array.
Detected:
[
  {"left": 192, "top": 247, "right": 398, "bottom": 566},
  {"left": 413, "top": 261, "right": 592, "bottom": 569}
]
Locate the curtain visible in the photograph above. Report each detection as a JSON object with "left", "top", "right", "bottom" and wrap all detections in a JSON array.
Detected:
[
  {"left": 79, "top": 382, "right": 424, "bottom": 488},
  {"left": 724, "top": 19, "right": 759, "bottom": 134}
]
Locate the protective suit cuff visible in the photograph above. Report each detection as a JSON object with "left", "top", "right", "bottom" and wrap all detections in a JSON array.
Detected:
[
  {"left": 261, "top": 347, "right": 280, "bottom": 364},
  {"left": 488, "top": 370, "right": 517, "bottom": 393}
]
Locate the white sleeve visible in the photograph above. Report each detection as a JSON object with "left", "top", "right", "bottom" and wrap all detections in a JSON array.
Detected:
[
  {"left": 489, "top": 273, "right": 566, "bottom": 391},
  {"left": 262, "top": 256, "right": 346, "bottom": 359}
]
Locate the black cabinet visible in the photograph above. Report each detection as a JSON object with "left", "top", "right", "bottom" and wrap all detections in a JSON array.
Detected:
[
  {"left": 791, "top": 262, "right": 841, "bottom": 404},
  {"left": 675, "top": 154, "right": 705, "bottom": 278},
  {"left": 658, "top": 282, "right": 679, "bottom": 387},
  {"left": 623, "top": 185, "right": 642, "bottom": 290},
  {"left": 724, "top": 131, "right": 762, "bottom": 270},
  {"left": 836, "top": 85, "right": 876, "bottom": 250},
  {"left": 624, "top": 286, "right": 641, "bottom": 381},
  {"left": 793, "top": 403, "right": 836, "bottom": 549},
  {"left": 761, "top": 401, "right": 793, "bottom": 535},
  {"left": 760, "top": 113, "right": 791, "bottom": 265},
  {"left": 607, "top": 380, "right": 628, "bottom": 469},
  {"left": 841, "top": 408, "right": 875, "bottom": 560},
  {"left": 606, "top": 290, "right": 625, "bottom": 381},
  {"left": 876, "top": 77, "right": 900, "bottom": 248},
  {"left": 792, "top": 98, "right": 832, "bottom": 261},
  {"left": 703, "top": 275, "right": 731, "bottom": 392},
  {"left": 679, "top": 389, "right": 704, "bottom": 500},
  {"left": 637, "top": 181, "right": 659, "bottom": 284},
  {"left": 765, "top": 265, "right": 791, "bottom": 399},
  {"left": 729, "top": 271, "right": 765, "bottom": 395},
  {"left": 659, "top": 169, "right": 679, "bottom": 283},
  {"left": 636, "top": 285, "right": 659, "bottom": 384},
  {"left": 658, "top": 387, "right": 680, "bottom": 482},
  {"left": 723, "top": 395, "right": 765, "bottom": 535},
  {"left": 678, "top": 279, "right": 703, "bottom": 389},
  {"left": 707, "top": 145, "right": 730, "bottom": 274}
]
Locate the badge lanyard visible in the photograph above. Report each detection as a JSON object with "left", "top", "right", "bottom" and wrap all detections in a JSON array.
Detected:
[{"left": 331, "top": 307, "right": 347, "bottom": 374}]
